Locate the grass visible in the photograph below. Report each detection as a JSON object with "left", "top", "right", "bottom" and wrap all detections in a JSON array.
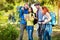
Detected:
[
  {"left": 0, "top": 24, "right": 60, "bottom": 40},
  {"left": 17, "top": 30, "right": 60, "bottom": 40}
]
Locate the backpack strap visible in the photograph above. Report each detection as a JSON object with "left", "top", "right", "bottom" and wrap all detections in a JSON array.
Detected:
[{"left": 36, "top": 10, "right": 39, "bottom": 18}]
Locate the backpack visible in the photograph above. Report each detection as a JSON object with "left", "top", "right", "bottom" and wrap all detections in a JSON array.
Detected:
[
  {"left": 17, "top": 6, "right": 23, "bottom": 13},
  {"left": 33, "top": 13, "right": 38, "bottom": 25},
  {"left": 50, "top": 12, "right": 56, "bottom": 26},
  {"left": 18, "top": 6, "right": 24, "bottom": 18}
]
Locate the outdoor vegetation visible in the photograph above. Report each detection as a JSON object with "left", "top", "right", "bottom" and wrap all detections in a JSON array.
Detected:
[{"left": 0, "top": 0, "right": 60, "bottom": 40}]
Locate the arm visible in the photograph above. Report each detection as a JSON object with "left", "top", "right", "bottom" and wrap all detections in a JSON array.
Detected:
[
  {"left": 19, "top": 7, "right": 24, "bottom": 18},
  {"left": 42, "top": 12, "right": 51, "bottom": 24},
  {"left": 25, "top": 14, "right": 29, "bottom": 21},
  {"left": 30, "top": 16, "right": 34, "bottom": 21},
  {"left": 34, "top": 13, "right": 38, "bottom": 19},
  {"left": 26, "top": 14, "right": 34, "bottom": 21},
  {"left": 19, "top": 9, "right": 23, "bottom": 18},
  {"left": 29, "top": 14, "right": 35, "bottom": 21}
]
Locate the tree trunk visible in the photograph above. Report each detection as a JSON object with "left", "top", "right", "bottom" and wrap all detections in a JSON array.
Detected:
[
  {"left": 58, "top": 1, "right": 60, "bottom": 26},
  {"left": 58, "top": 8, "right": 60, "bottom": 26}
]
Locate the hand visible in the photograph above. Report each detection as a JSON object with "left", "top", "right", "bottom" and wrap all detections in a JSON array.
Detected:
[
  {"left": 42, "top": 22, "right": 45, "bottom": 24},
  {"left": 38, "top": 22, "right": 41, "bottom": 24},
  {"left": 25, "top": 17, "right": 28, "bottom": 19},
  {"left": 34, "top": 17, "right": 38, "bottom": 19}
]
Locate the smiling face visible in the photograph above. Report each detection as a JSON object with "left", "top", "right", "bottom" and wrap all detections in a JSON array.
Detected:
[
  {"left": 28, "top": 7, "right": 33, "bottom": 13},
  {"left": 28, "top": 8, "right": 32, "bottom": 13},
  {"left": 35, "top": 5, "right": 40, "bottom": 9},
  {"left": 42, "top": 6, "right": 49, "bottom": 15},
  {"left": 24, "top": 3, "right": 29, "bottom": 9}
]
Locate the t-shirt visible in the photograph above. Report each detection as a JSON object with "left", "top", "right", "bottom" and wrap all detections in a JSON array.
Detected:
[{"left": 25, "top": 13, "right": 34, "bottom": 26}]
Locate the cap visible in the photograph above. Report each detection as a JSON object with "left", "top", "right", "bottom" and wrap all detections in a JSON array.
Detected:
[{"left": 34, "top": 3, "right": 40, "bottom": 6}]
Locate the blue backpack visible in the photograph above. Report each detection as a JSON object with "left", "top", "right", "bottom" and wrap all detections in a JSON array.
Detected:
[
  {"left": 17, "top": 6, "right": 23, "bottom": 13},
  {"left": 17, "top": 6, "right": 24, "bottom": 18},
  {"left": 50, "top": 12, "right": 56, "bottom": 26}
]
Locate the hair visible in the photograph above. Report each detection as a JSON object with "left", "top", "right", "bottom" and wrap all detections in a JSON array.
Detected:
[
  {"left": 24, "top": 3, "right": 28, "bottom": 6},
  {"left": 34, "top": 2, "right": 40, "bottom": 6},
  {"left": 24, "top": 3, "right": 29, "bottom": 10},
  {"left": 42, "top": 6, "right": 49, "bottom": 14},
  {"left": 28, "top": 7, "right": 34, "bottom": 16},
  {"left": 28, "top": 7, "right": 34, "bottom": 13}
]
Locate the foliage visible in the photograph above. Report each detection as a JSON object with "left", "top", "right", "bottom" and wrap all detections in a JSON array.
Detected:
[
  {"left": 6, "top": 0, "right": 14, "bottom": 4},
  {"left": 0, "top": 4, "right": 5, "bottom": 11},
  {"left": 0, "top": 24, "right": 20, "bottom": 40}
]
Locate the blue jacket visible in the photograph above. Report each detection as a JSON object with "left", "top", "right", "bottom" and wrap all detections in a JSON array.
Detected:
[{"left": 19, "top": 8, "right": 28, "bottom": 24}]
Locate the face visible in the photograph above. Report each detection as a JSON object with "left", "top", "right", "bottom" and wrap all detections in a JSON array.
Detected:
[
  {"left": 35, "top": 5, "right": 39, "bottom": 9},
  {"left": 24, "top": 4, "right": 29, "bottom": 9},
  {"left": 42, "top": 10, "right": 45, "bottom": 14},
  {"left": 42, "top": 8, "right": 47, "bottom": 14},
  {"left": 28, "top": 8, "right": 31, "bottom": 13}
]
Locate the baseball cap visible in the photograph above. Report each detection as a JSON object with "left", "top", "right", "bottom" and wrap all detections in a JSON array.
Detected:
[{"left": 34, "top": 3, "right": 40, "bottom": 6}]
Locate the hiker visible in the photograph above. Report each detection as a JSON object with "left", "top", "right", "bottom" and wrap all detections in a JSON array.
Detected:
[
  {"left": 25, "top": 7, "right": 35, "bottom": 40},
  {"left": 19, "top": 3, "right": 29, "bottom": 40},
  {"left": 42, "top": 6, "right": 52, "bottom": 40},
  {"left": 34, "top": 3, "right": 44, "bottom": 40}
]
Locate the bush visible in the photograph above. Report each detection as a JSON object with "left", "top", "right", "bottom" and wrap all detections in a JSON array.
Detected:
[{"left": 0, "top": 24, "right": 20, "bottom": 40}]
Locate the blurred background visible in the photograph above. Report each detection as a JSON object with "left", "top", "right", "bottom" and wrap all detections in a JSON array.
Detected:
[
  {"left": 0, "top": 0, "right": 60, "bottom": 25},
  {"left": 0, "top": 0, "right": 60, "bottom": 40}
]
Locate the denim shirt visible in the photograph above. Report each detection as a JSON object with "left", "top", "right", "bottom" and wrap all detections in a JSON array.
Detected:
[
  {"left": 43, "top": 15, "right": 52, "bottom": 35},
  {"left": 37, "top": 9, "right": 43, "bottom": 22}
]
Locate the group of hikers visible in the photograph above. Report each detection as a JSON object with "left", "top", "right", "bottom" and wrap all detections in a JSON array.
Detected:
[{"left": 19, "top": 3, "right": 56, "bottom": 40}]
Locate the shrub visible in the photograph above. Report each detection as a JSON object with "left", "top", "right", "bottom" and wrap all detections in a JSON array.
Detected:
[{"left": 0, "top": 24, "right": 20, "bottom": 40}]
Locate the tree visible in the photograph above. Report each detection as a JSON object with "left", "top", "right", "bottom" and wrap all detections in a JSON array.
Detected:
[{"left": 58, "top": 1, "right": 60, "bottom": 25}]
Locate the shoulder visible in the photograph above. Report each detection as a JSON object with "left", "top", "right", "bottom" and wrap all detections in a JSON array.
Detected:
[
  {"left": 19, "top": 6, "right": 24, "bottom": 11},
  {"left": 46, "top": 12, "right": 51, "bottom": 19},
  {"left": 21, "top": 7, "right": 24, "bottom": 10},
  {"left": 20, "top": 7, "right": 25, "bottom": 12},
  {"left": 46, "top": 12, "right": 50, "bottom": 16}
]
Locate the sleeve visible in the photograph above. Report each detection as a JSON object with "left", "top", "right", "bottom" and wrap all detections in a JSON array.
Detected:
[
  {"left": 44, "top": 12, "right": 51, "bottom": 24},
  {"left": 19, "top": 9, "right": 23, "bottom": 18},
  {"left": 30, "top": 13, "right": 35, "bottom": 21}
]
